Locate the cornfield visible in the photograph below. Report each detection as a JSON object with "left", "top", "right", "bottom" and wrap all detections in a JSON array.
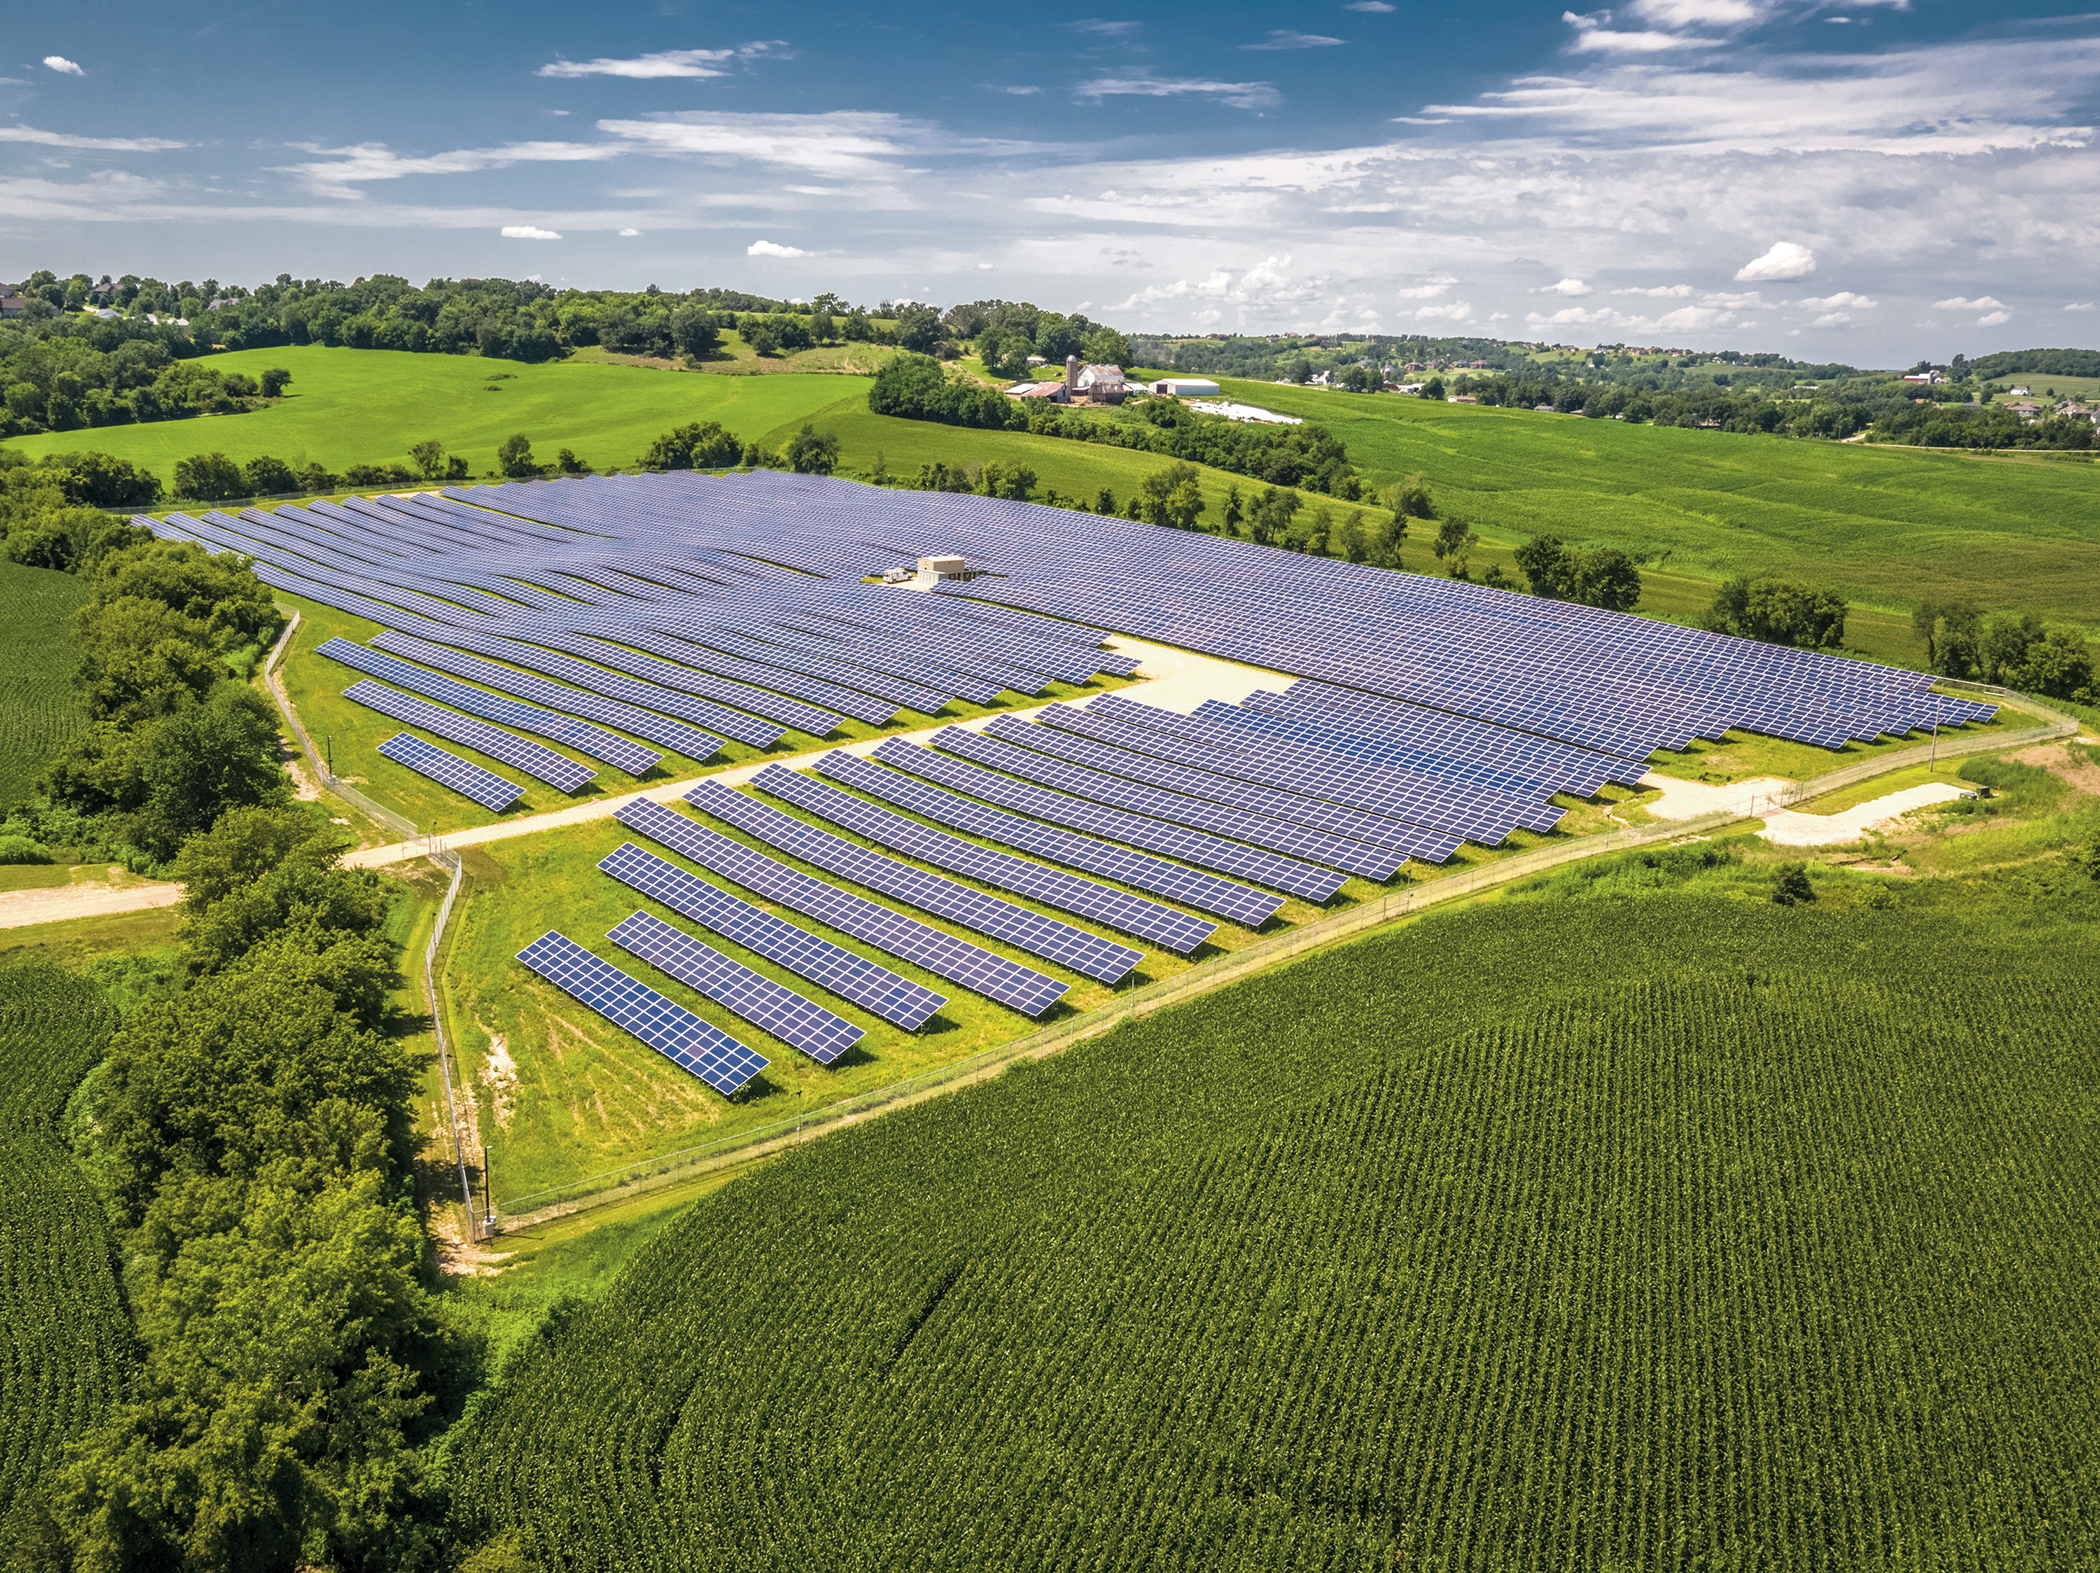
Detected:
[
  {"left": 0, "top": 562, "right": 89, "bottom": 810},
  {"left": 444, "top": 895, "right": 2100, "bottom": 1570},
  {"left": 0, "top": 965, "right": 129, "bottom": 1523}
]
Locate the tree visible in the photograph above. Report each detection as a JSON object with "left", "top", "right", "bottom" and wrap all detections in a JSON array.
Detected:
[
  {"left": 243, "top": 454, "right": 298, "bottom": 496},
  {"left": 1245, "top": 486, "right": 1302, "bottom": 547},
  {"left": 841, "top": 309, "right": 873, "bottom": 343},
  {"left": 1432, "top": 514, "right": 1479, "bottom": 567},
  {"left": 1383, "top": 474, "right": 1436, "bottom": 521},
  {"left": 1514, "top": 534, "right": 1571, "bottom": 597},
  {"left": 137, "top": 683, "right": 289, "bottom": 860},
  {"left": 742, "top": 319, "right": 780, "bottom": 357},
  {"left": 669, "top": 306, "right": 719, "bottom": 359},
  {"left": 172, "top": 803, "right": 343, "bottom": 915},
  {"left": 497, "top": 433, "right": 539, "bottom": 479},
  {"left": 75, "top": 598, "right": 226, "bottom": 725},
  {"left": 1567, "top": 548, "right": 1643, "bottom": 613},
  {"left": 1139, "top": 462, "right": 1205, "bottom": 530},
  {"left": 259, "top": 367, "right": 292, "bottom": 398},
  {"left": 409, "top": 439, "right": 447, "bottom": 480},
  {"left": 1288, "top": 358, "right": 1313, "bottom": 385},
  {"left": 1420, "top": 376, "right": 1446, "bottom": 400},
  {"left": 894, "top": 307, "right": 944, "bottom": 355},
  {"left": 1094, "top": 487, "right": 1117, "bottom": 516},
  {"left": 1770, "top": 861, "right": 1815, "bottom": 905},
  {"left": 1705, "top": 576, "right": 1844, "bottom": 648},
  {"left": 172, "top": 451, "right": 246, "bottom": 502},
  {"left": 2011, "top": 629, "right": 2095, "bottom": 699},
  {"left": 809, "top": 310, "right": 837, "bottom": 344},
  {"left": 1222, "top": 485, "right": 1244, "bottom": 535},
  {"left": 638, "top": 420, "right": 742, "bottom": 471},
  {"left": 555, "top": 447, "right": 592, "bottom": 475},
  {"left": 780, "top": 425, "right": 841, "bottom": 476},
  {"left": 1080, "top": 327, "right": 1133, "bottom": 368}
]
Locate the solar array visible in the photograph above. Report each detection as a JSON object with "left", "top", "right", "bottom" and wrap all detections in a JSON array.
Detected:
[
  {"left": 608, "top": 909, "right": 863, "bottom": 1064},
  {"left": 685, "top": 778, "right": 1144, "bottom": 986},
  {"left": 319, "top": 637, "right": 663, "bottom": 776},
  {"left": 750, "top": 763, "right": 1217, "bottom": 954},
  {"left": 375, "top": 732, "right": 523, "bottom": 812},
  {"left": 615, "top": 794, "right": 1071, "bottom": 1016},
  {"left": 515, "top": 931, "right": 769, "bottom": 1095},
  {"left": 811, "top": 750, "right": 1284, "bottom": 928},
  {"left": 344, "top": 681, "right": 598, "bottom": 793},
  {"left": 599, "top": 832, "right": 948, "bottom": 1030}
]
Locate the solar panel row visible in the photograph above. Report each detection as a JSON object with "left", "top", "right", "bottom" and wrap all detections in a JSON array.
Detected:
[
  {"left": 607, "top": 908, "right": 863, "bottom": 1064},
  {"left": 342, "top": 680, "right": 598, "bottom": 793},
  {"left": 684, "top": 778, "right": 1145, "bottom": 986},
  {"left": 515, "top": 930, "right": 768, "bottom": 1094},
  {"left": 375, "top": 732, "right": 523, "bottom": 812}
]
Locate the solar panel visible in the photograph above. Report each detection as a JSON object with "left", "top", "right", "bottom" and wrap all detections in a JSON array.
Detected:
[
  {"left": 751, "top": 763, "right": 1217, "bottom": 954},
  {"left": 318, "top": 638, "right": 663, "bottom": 776},
  {"left": 608, "top": 909, "right": 863, "bottom": 1064},
  {"left": 812, "top": 750, "right": 1283, "bottom": 928},
  {"left": 869, "top": 737, "right": 1346, "bottom": 902},
  {"left": 375, "top": 732, "right": 523, "bottom": 812},
  {"left": 599, "top": 838, "right": 947, "bottom": 1029},
  {"left": 344, "top": 681, "right": 598, "bottom": 792},
  {"left": 514, "top": 930, "right": 769, "bottom": 1094},
  {"left": 684, "top": 777, "right": 1145, "bottom": 986},
  {"left": 612, "top": 797, "right": 1069, "bottom": 1016}
]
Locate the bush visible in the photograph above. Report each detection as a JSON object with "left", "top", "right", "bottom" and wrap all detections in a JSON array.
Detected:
[
  {"left": 0, "top": 834, "right": 52, "bottom": 864},
  {"left": 638, "top": 420, "right": 742, "bottom": 471},
  {"left": 1770, "top": 861, "right": 1815, "bottom": 905},
  {"left": 171, "top": 451, "right": 246, "bottom": 502}
]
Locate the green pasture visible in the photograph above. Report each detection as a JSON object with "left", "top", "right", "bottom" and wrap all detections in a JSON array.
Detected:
[
  {"left": 1216, "top": 379, "right": 2100, "bottom": 635},
  {"left": 0, "top": 347, "right": 863, "bottom": 479}
]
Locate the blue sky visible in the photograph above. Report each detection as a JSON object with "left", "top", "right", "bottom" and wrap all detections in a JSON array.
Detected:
[{"left": 5, "top": 0, "right": 2098, "bottom": 364}]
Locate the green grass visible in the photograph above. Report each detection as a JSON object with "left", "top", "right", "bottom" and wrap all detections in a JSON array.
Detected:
[
  {"left": 440, "top": 881, "right": 2100, "bottom": 1569},
  {"left": 0, "top": 346, "right": 865, "bottom": 479},
  {"left": 0, "top": 560, "right": 89, "bottom": 810},
  {"left": 1217, "top": 378, "right": 2100, "bottom": 637}
]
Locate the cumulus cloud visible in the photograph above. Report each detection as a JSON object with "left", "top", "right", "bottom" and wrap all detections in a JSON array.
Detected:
[
  {"left": 1243, "top": 30, "right": 1344, "bottom": 49},
  {"left": 1394, "top": 277, "right": 1458, "bottom": 298},
  {"left": 1735, "top": 241, "right": 1816, "bottom": 280},
  {"left": 1798, "top": 290, "right": 1877, "bottom": 308},
  {"left": 0, "top": 124, "right": 186, "bottom": 151},
  {"left": 1562, "top": 12, "right": 1720, "bottom": 52},
  {"left": 537, "top": 43, "right": 787, "bottom": 79},
  {"left": 1976, "top": 309, "right": 2011, "bottom": 326},
  {"left": 748, "top": 238, "right": 810, "bottom": 256},
  {"left": 1614, "top": 283, "right": 1695, "bottom": 297},
  {"left": 1346, "top": 1, "right": 1396, "bottom": 9},
  {"left": 43, "top": 56, "right": 84, "bottom": 75},
  {"left": 2067, "top": 302, "right": 2097, "bottom": 312},
  {"left": 1076, "top": 74, "right": 1281, "bottom": 110},
  {"left": 501, "top": 225, "right": 561, "bottom": 239},
  {"left": 1811, "top": 312, "right": 1853, "bottom": 327},
  {"left": 1931, "top": 294, "right": 2003, "bottom": 309},
  {"left": 1414, "top": 301, "right": 1474, "bottom": 320},
  {"left": 1536, "top": 277, "right": 1593, "bottom": 296},
  {"left": 618, "top": 227, "right": 640, "bottom": 236}
]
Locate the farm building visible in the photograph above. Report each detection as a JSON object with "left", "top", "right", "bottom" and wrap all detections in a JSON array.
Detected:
[{"left": 1148, "top": 378, "right": 1221, "bottom": 397}]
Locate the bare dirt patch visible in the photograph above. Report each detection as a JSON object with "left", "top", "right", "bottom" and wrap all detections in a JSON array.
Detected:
[
  {"left": 479, "top": 1028, "right": 519, "bottom": 1130},
  {"left": 429, "top": 1210, "right": 513, "bottom": 1277},
  {"left": 2012, "top": 742, "right": 2100, "bottom": 798}
]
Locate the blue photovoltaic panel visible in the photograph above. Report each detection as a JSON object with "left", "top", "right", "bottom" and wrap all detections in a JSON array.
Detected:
[
  {"left": 375, "top": 732, "right": 522, "bottom": 812},
  {"left": 344, "top": 681, "right": 598, "bottom": 792},
  {"left": 366, "top": 631, "right": 726, "bottom": 761},
  {"left": 608, "top": 909, "right": 862, "bottom": 1064},
  {"left": 613, "top": 797, "right": 1068, "bottom": 1016},
  {"left": 318, "top": 637, "right": 662, "bottom": 775},
  {"left": 514, "top": 930, "right": 769, "bottom": 1095},
  {"left": 813, "top": 750, "right": 1283, "bottom": 929},
  {"left": 751, "top": 763, "right": 1217, "bottom": 954},
  {"left": 685, "top": 778, "right": 1144, "bottom": 985},
  {"left": 599, "top": 836, "right": 947, "bottom": 1030},
  {"left": 869, "top": 737, "right": 1346, "bottom": 903}
]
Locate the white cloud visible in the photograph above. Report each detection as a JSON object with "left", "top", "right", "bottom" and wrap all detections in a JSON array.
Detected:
[
  {"left": 748, "top": 239, "right": 810, "bottom": 257},
  {"left": 1067, "top": 19, "right": 1143, "bottom": 35},
  {"left": 1394, "top": 277, "right": 1458, "bottom": 298},
  {"left": 1735, "top": 241, "right": 1816, "bottom": 280},
  {"left": 1243, "top": 30, "right": 1344, "bottom": 49},
  {"left": 618, "top": 227, "right": 640, "bottom": 236},
  {"left": 1976, "top": 310, "right": 2011, "bottom": 326},
  {"left": 597, "top": 110, "right": 1048, "bottom": 179},
  {"left": 1415, "top": 301, "right": 1474, "bottom": 320},
  {"left": 536, "top": 43, "right": 786, "bottom": 80},
  {"left": 1811, "top": 311, "right": 1853, "bottom": 327},
  {"left": 0, "top": 124, "right": 186, "bottom": 152},
  {"left": 1931, "top": 294, "right": 2003, "bottom": 310},
  {"left": 501, "top": 225, "right": 561, "bottom": 239},
  {"left": 42, "top": 56, "right": 84, "bottom": 76},
  {"left": 275, "top": 139, "right": 621, "bottom": 198},
  {"left": 2066, "top": 302, "right": 2096, "bottom": 312},
  {"left": 1346, "top": 2, "right": 1396, "bottom": 10},
  {"left": 1625, "top": 0, "right": 1760, "bottom": 25},
  {"left": 999, "top": 85, "right": 1042, "bottom": 95},
  {"left": 1075, "top": 74, "right": 1281, "bottom": 111},
  {"left": 1614, "top": 283, "right": 1695, "bottom": 297},
  {"left": 1798, "top": 290, "right": 1877, "bottom": 308},
  {"left": 1535, "top": 277, "right": 1592, "bottom": 296}
]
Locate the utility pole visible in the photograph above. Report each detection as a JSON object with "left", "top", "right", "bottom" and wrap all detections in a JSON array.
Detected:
[{"left": 1930, "top": 692, "right": 1942, "bottom": 768}]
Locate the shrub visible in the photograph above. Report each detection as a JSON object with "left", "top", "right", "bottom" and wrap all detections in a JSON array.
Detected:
[
  {"left": 1770, "top": 861, "right": 1815, "bottom": 905},
  {"left": 0, "top": 834, "right": 52, "bottom": 864}
]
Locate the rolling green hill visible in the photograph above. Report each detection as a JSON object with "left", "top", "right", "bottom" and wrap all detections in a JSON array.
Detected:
[
  {"left": 0, "top": 347, "right": 864, "bottom": 479},
  {"left": 443, "top": 888, "right": 2100, "bottom": 1570}
]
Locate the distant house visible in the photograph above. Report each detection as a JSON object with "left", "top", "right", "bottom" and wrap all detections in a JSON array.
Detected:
[
  {"left": 0, "top": 294, "right": 28, "bottom": 319},
  {"left": 1445, "top": 394, "right": 1477, "bottom": 404},
  {"left": 1309, "top": 370, "right": 1335, "bottom": 387},
  {"left": 1148, "top": 377, "right": 1220, "bottom": 397},
  {"left": 86, "top": 275, "right": 116, "bottom": 305},
  {"left": 2008, "top": 384, "right": 2032, "bottom": 396},
  {"left": 1004, "top": 381, "right": 1069, "bottom": 402}
]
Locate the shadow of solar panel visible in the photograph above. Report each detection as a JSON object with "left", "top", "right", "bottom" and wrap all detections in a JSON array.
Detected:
[
  {"left": 868, "top": 738, "right": 1344, "bottom": 902},
  {"left": 608, "top": 909, "right": 862, "bottom": 1064},
  {"left": 375, "top": 732, "right": 522, "bottom": 812},
  {"left": 344, "top": 681, "right": 598, "bottom": 792},
  {"left": 751, "top": 764, "right": 1215, "bottom": 955},
  {"left": 599, "top": 838, "right": 946, "bottom": 1030},
  {"left": 685, "top": 778, "right": 1143, "bottom": 985},
  {"left": 515, "top": 930, "right": 768, "bottom": 1094},
  {"left": 318, "top": 638, "right": 662, "bottom": 775},
  {"left": 812, "top": 750, "right": 1282, "bottom": 928},
  {"left": 613, "top": 797, "right": 1067, "bottom": 1016}
]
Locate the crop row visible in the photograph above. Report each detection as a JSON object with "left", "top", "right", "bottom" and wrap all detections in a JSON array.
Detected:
[{"left": 442, "top": 896, "right": 2100, "bottom": 1571}]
